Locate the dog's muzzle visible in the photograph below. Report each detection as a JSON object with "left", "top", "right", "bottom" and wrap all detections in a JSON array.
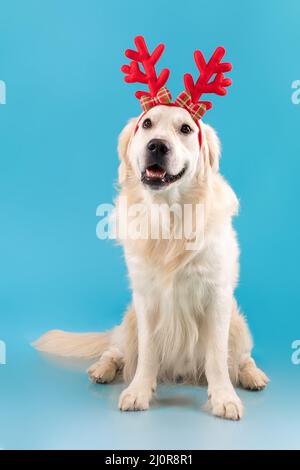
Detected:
[{"left": 141, "top": 139, "right": 186, "bottom": 189}]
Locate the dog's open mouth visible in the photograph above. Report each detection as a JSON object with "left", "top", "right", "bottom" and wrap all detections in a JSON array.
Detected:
[{"left": 141, "top": 164, "right": 186, "bottom": 189}]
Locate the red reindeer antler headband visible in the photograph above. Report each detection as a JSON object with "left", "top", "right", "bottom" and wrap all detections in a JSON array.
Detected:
[{"left": 121, "top": 36, "right": 232, "bottom": 147}]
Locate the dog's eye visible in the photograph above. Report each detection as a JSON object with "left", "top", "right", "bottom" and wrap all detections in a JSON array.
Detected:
[
  {"left": 180, "top": 124, "right": 192, "bottom": 134},
  {"left": 142, "top": 118, "right": 152, "bottom": 129}
]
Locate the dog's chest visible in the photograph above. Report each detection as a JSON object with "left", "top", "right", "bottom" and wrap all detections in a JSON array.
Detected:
[
  {"left": 173, "top": 262, "right": 210, "bottom": 315},
  {"left": 129, "top": 248, "right": 214, "bottom": 312}
]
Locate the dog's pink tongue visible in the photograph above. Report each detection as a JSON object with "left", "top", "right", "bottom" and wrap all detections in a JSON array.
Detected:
[{"left": 146, "top": 166, "right": 166, "bottom": 179}]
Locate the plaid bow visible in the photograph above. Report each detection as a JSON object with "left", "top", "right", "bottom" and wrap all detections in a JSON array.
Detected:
[
  {"left": 175, "top": 91, "right": 207, "bottom": 122},
  {"left": 139, "top": 87, "right": 207, "bottom": 122},
  {"left": 140, "top": 87, "right": 172, "bottom": 112}
]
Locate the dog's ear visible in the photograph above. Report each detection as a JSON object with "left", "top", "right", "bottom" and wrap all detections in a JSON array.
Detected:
[
  {"left": 118, "top": 118, "right": 138, "bottom": 184},
  {"left": 202, "top": 123, "right": 221, "bottom": 173}
]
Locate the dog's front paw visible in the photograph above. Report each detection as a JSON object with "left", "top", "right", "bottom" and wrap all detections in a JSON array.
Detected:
[
  {"left": 207, "top": 388, "right": 243, "bottom": 420},
  {"left": 119, "top": 385, "right": 153, "bottom": 411}
]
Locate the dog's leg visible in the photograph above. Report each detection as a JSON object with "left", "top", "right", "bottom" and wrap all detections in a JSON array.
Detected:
[
  {"left": 119, "top": 294, "right": 158, "bottom": 411},
  {"left": 88, "top": 347, "right": 123, "bottom": 384},
  {"left": 205, "top": 287, "right": 243, "bottom": 420},
  {"left": 227, "top": 301, "right": 269, "bottom": 390}
]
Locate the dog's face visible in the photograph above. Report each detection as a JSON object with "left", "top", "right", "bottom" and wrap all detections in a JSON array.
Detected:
[
  {"left": 118, "top": 105, "right": 220, "bottom": 192},
  {"left": 129, "top": 106, "right": 200, "bottom": 190}
]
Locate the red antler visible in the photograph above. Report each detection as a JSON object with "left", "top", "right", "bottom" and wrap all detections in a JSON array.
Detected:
[
  {"left": 184, "top": 46, "right": 232, "bottom": 110},
  {"left": 121, "top": 36, "right": 170, "bottom": 99}
]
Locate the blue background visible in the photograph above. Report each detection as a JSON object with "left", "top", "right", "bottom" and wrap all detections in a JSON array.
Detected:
[{"left": 0, "top": 0, "right": 300, "bottom": 450}]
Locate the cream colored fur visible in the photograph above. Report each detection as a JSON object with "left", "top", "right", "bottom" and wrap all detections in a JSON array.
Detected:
[{"left": 34, "top": 106, "right": 268, "bottom": 420}]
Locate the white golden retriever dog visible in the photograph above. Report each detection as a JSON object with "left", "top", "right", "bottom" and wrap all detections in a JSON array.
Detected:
[{"left": 34, "top": 105, "right": 269, "bottom": 420}]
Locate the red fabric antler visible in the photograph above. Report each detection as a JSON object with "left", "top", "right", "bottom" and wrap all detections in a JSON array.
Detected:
[
  {"left": 184, "top": 46, "right": 232, "bottom": 110},
  {"left": 121, "top": 36, "right": 170, "bottom": 99}
]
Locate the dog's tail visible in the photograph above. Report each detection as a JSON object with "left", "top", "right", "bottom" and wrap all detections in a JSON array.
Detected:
[{"left": 32, "top": 329, "right": 110, "bottom": 358}]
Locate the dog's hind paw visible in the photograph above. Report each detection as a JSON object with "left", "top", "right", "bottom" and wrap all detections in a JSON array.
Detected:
[
  {"left": 239, "top": 359, "right": 269, "bottom": 391},
  {"left": 88, "top": 359, "right": 117, "bottom": 384}
]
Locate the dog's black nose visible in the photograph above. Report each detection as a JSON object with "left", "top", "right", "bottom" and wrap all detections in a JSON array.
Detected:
[{"left": 147, "top": 139, "right": 170, "bottom": 156}]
